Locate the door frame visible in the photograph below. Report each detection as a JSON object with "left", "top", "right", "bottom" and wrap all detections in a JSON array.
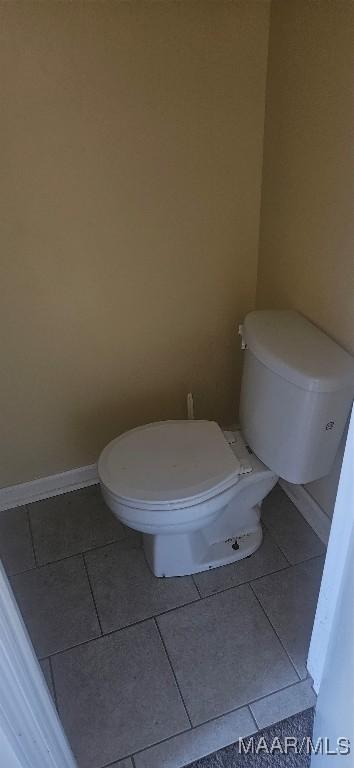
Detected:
[
  {"left": 0, "top": 561, "right": 77, "bottom": 768},
  {"left": 307, "top": 406, "right": 354, "bottom": 693}
]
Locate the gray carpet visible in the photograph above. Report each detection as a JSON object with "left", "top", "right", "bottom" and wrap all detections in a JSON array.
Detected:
[{"left": 187, "top": 708, "right": 314, "bottom": 767}]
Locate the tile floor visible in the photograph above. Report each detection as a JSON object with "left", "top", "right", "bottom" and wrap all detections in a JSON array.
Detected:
[
  {"left": 188, "top": 707, "right": 314, "bottom": 767},
  {"left": 0, "top": 484, "right": 325, "bottom": 768}
]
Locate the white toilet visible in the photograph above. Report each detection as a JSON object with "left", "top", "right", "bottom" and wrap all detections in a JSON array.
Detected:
[{"left": 98, "top": 310, "right": 354, "bottom": 577}]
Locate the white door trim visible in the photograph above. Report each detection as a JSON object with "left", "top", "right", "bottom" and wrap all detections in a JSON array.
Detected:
[
  {"left": 307, "top": 405, "right": 354, "bottom": 693},
  {"left": 0, "top": 561, "right": 77, "bottom": 768}
]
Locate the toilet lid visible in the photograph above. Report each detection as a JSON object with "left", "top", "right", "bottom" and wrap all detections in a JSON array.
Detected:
[{"left": 98, "top": 420, "right": 243, "bottom": 509}]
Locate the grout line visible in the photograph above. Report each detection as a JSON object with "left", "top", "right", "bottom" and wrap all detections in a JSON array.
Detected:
[
  {"left": 8, "top": 564, "right": 39, "bottom": 578},
  {"left": 41, "top": 570, "right": 290, "bottom": 660},
  {"left": 8, "top": 492, "right": 318, "bottom": 759},
  {"left": 38, "top": 608, "right": 191, "bottom": 661},
  {"left": 95, "top": 756, "right": 133, "bottom": 768},
  {"left": 247, "top": 678, "right": 310, "bottom": 709},
  {"left": 249, "top": 581, "right": 301, "bottom": 681},
  {"left": 191, "top": 574, "right": 202, "bottom": 598},
  {"left": 82, "top": 553, "right": 103, "bottom": 636},
  {"left": 43, "top": 654, "right": 313, "bottom": 768},
  {"left": 154, "top": 617, "right": 193, "bottom": 730},
  {"left": 36, "top": 552, "right": 324, "bottom": 662},
  {"left": 21, "top": 531, "right": 134, "bottom": 572},
  {"left": 90, "top": 685, "right": 315, "bottom": 768},
  {"left": 48, "top": 656, "right": 59, "bottom": 711},
  {"left": 130, "top": 679, "right": 314, "bottom": 763},
  {"left": 261, "top": 519, "right": 293, "bottom": 566},
  {"left": 26, "top": 505, "right": 38, "bottom": 567},
  {"left": 247, "top": 704, "right": 260, "bottom": 733},
  {"left": 97, "top": 725, "right": 193, "bottom": 768},
  {"left": 130, "top": 702, "right": 262, "bottom": 762},
  {"left": 58, "top": 574, "right": 254, "bottom": 654},
  {"left": 12, "top": 498, "right": 321, "bottom": 576},
  {"left": 247, "top": 562, "right": 294, "bottom": 588},
  {"left": 131, "top": 710, "right": 238, "bottom": 760},
  {"left": 8, "top": 545, "right": 315, "bottom": 586},
  {"left": 249, "top": 552, "right": 325, "bottom": 588},
  {"left": 10, "top": 498, "right": 323, "bottom": 683},
  {"left": 202, "top": 561, "right": 292, "bottom": 596},
  {"left": 279, "top": 547, "right": 294, "bottom": 567}
]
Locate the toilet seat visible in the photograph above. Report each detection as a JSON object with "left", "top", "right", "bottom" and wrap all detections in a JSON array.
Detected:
[{"left": 98, "top": 420, "right": 248, "bottom": 511}]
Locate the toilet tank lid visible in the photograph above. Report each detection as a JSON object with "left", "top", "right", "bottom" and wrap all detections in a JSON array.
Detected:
[{"left": 243, "top": 310, "right": 354, "bottom": 393}]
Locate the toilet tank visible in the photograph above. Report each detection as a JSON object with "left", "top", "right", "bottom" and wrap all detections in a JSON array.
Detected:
[{"left": 239, "top": 310, "right": 354, "bottom": 484}]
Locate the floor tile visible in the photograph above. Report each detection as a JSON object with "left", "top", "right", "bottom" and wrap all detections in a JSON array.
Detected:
[
  {"left": 85, "top": 538, "right": 199, "bottom": 633},
  {"left": 262, "top": 486, "right": 325, "bottom": 564},
  {"left": 134, "top": 707, "right": 255, "bottom": 768},
  {"left": 157, "top": 584, "right": 298, "bottom": 726},
  {"left": 108, "top": 762, "right": 133, "bottom": 768},
  {"left": 40, "top": 658, "right": 55, "bottom": 701},
  {"left": 251, "top": 557, "right": 324, "bottom": 679},
  {"left": 0, "top": 506, "right": 35, "bottom": 575},
  {"left": 52, "top": 620, "right": 190, "bottom": 768},
  {"left": 12, "top": 555, "right": 100, "bottom": 657},
  {"left": 28, "top": 485, "right": 127, "bottom": 565},
  {"left": 193, "top": 531, "right": 288, "bottom": 597},
  {"left": 250, "top": 679, "right": 316, "bottom": 730}
]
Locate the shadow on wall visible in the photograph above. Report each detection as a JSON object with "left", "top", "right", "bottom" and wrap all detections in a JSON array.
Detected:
[
  {"left": 72, "top": 382, "right": 241, "bottom": 467},
  {"left": 1, "top": 320, "right": 244, "bottom": 486},
  {"left": 73, "top": 390, "right": 188, "bottom": 463},
  {"left": 65, "top": 320, "right": 244, "bottom": 465}
]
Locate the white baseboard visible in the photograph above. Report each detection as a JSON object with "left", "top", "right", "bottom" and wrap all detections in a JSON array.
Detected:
[
  {"left": 279, "top": 479, "right": 331, "bottom": 545},
  {"left": 0, "top": 462, "right": 333, "bottom": 549},
  {"left": 0, "top": 464, "right": 99, "bottom": 512}
]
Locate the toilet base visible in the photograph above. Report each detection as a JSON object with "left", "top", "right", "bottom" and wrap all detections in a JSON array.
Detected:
[{"left": 143, "top": 511, "right": 263, "bottom": 577}]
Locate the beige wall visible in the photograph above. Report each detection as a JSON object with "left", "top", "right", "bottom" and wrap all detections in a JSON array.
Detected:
[
  {"left": 257, "top": 0, "right": 354, "bottom": 354},
  {"left": 0, "top": 1, "right": 270, "bottom": 486},
  {"left": 257, "top": 0, "right": 354, "bottom": 516}
]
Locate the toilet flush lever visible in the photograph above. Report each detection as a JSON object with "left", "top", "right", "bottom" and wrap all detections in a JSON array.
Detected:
[{"left": 238, "top": 324, "right": 247, "bottom": 350}]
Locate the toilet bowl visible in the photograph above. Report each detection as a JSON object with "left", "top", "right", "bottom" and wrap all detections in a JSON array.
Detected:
[
  {"left": 98, "top": 310, "right": 354, "bottom": 577},
  {"left": 98, "top": 420, "right": 278, "bottom": 576}
]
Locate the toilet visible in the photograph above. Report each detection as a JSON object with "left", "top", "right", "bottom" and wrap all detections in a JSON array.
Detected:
[{"left": 98, "top": 310, "right": 354, "bottom": 577}]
